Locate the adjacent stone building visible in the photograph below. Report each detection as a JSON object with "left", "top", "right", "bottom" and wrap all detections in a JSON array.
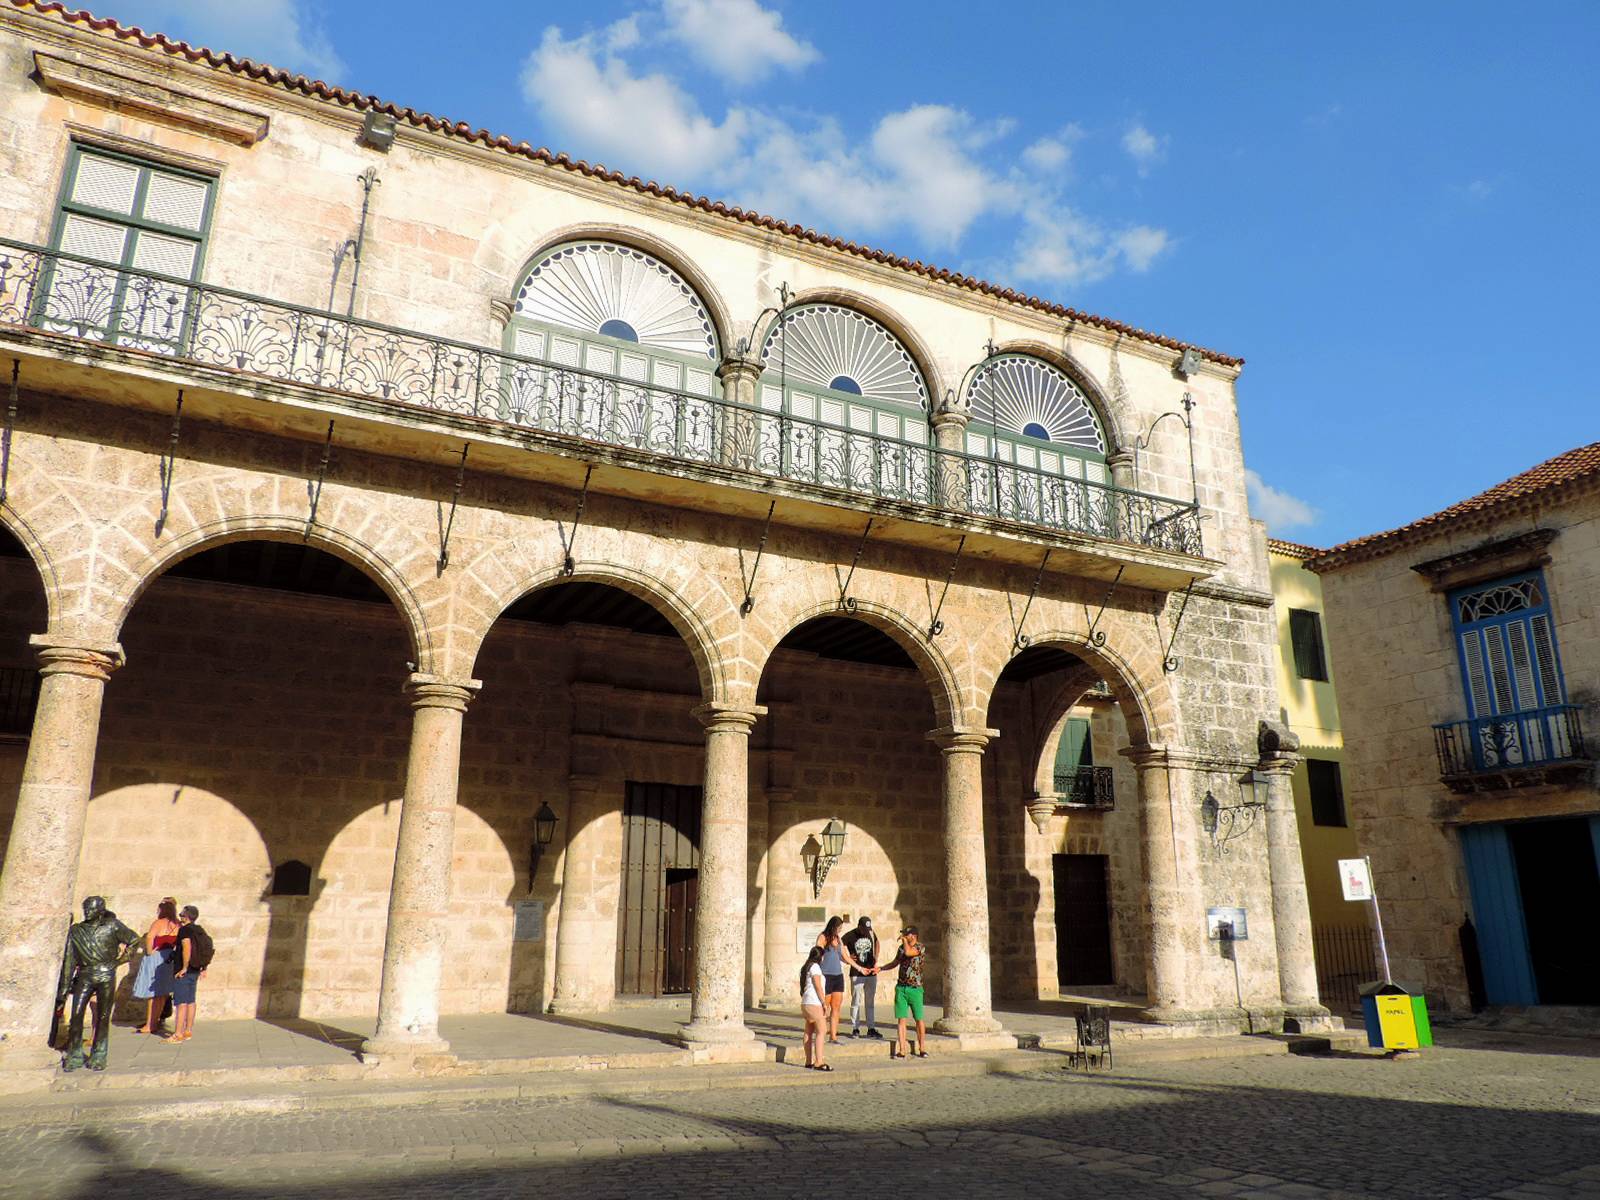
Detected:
[
  {"left": 0, "top": 1, "right": 1325, "bottom": 1081},
  {"left": 1309, "top": 444, "right": 1600, "bottom": 1012}
]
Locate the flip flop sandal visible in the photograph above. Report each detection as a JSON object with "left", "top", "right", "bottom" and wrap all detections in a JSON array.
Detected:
[
  {"left": 914, "top": 1050, "right": 929, "bottom": 1058},
  {"left": 815, "top": 1064, "right": 833, "bottom": 1071}
]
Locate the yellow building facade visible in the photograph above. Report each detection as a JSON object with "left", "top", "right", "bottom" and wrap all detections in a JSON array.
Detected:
[{"left": 1267, "top": 540, "right": 1361, "bottom": 938}]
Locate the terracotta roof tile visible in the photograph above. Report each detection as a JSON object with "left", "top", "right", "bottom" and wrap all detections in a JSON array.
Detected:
[
  {"left": 10, "top": 0, "right": 1244, "bottom": 368},
  {"left": 1309, "top": 442, "right": 1600, "bottom": 571},
  {"left": 1265, "top": 537, "right": 1320, "bottom": 560}
]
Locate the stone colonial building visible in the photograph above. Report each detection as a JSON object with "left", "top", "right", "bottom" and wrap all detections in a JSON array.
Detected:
[
  {"left": 1309, "top": 444, "right": 1600, "bottom": 1012},
  {"left": 0, "top": 1, "right": 1324, "bottom": 1080}
]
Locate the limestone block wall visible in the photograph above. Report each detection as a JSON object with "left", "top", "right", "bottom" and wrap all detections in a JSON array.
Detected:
[{"left": 1314, "top": 489, "right": 1600, "bottom": 1008}]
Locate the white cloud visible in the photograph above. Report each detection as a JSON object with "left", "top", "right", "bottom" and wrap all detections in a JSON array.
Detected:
[
  {"left": 1022, "top": 137, "right": 1071, "bottom": 173},
  {"left": 522, "top": 25, "right": 746, "bottom": 181},
  {"left": 1246, "top": 469, "right": 1320, "bottom": 532},
  {"left": 1122, "top": 122, "right": 1167, "bottom": 176},
  {"left": 122, "top": 1, "right": 344, "bottom": 79},
  {"left": 661, "top": 0, "right": 818, "bottom": 86},
  {"left": 519, "top": 8, "right": 1173, "bottom": 289},
  {"left": 1115, "top": 226, "right": 1171, "bottom": 272}
]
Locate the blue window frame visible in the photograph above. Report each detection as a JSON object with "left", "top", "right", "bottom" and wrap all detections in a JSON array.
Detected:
[{"left": 1449, "top": 570, "right": 1570, "bottom": 768}]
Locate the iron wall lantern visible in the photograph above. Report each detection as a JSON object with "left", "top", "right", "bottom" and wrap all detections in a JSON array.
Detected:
[
  {"left": 807, "top": 819, "right": 848, "bottom": 898},
  {"left": 528, "top": 801, "right": 559, "bottom": 892},
  {"left": 1201, "top": 771, "right": 1266, "bottom": 854}
]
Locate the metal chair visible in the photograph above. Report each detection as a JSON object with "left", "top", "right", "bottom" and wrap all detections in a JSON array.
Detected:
[{"left": 1067, "top": 1005, "right": 1113, "bottom": 1070}]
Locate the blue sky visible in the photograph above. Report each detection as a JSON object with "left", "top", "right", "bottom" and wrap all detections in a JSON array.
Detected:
[{"left": 107, "top": 2, "right": 1599, "bottom": 547}]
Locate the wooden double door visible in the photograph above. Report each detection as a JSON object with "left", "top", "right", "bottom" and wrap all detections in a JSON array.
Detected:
[{"left": 617, "top": 782, "right": 702, "bottom": 997}]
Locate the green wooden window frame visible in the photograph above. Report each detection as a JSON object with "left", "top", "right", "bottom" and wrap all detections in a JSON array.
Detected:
[
  {"left": 38, "top": 142, "right": 216, "bottom": 350},
  {"left": 1289, "top": 608, "right": 1329, "bottom": 681},
  {"left": 1054, "top": 717, "right": 1095, "bottom": 774},
  {"left": 1306, "top": 758, "right": 1346, "bottom": 827}
]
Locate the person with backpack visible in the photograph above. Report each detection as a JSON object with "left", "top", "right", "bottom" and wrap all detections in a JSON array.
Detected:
[{"left": 170, "top": 905, "right": 213, "bottom": 1043}]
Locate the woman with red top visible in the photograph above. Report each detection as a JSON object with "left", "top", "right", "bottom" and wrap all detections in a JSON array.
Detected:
[{"left": 132, "top": 897, "right": 179, "bottom": 1035}]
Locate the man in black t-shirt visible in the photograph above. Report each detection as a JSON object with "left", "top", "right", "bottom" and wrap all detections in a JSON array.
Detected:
[{"left": 846, "top": 917, "right": 881, "bottom": 1038}]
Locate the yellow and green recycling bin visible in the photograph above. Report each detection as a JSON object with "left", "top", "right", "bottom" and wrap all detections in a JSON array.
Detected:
[{"left": 1360, "top": 982, "right": 1433, "bottom": 1050}]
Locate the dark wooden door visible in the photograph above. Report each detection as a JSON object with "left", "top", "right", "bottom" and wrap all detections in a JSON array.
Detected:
[
  {"left": 1054, "top": 854, "right": 1114, "bottom": 987},
  {"left": 663, "top": 869, "right": 698, "bottom": 995},
  {"left": 618, "top": 782, "right": 701, "bottom": 996}
]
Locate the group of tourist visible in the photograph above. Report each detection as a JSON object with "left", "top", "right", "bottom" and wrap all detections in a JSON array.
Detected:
[
  {"left": 799, "top": 915, "right": 928, "bottom": 1071},
  {"left": 128, "top": 896, "right": 210, "bottom": 1042}
]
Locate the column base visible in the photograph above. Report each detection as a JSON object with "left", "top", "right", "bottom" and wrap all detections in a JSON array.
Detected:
[
  {"left": 359, "top": 1033, "right": 454, "bottom": 1069},
  {"left": 933, "top": 1013, "right": 1003, "bottom": 1037},
  {"left": 758, "top": 995, "right": 792, "bottom": 1011},
  {"left": 1281, "top": 1003, "right": 1338, "bottom": 1034},
  {"left": 0, "top": 1039, "right": 62, "bottom": 1090},
  {"left": 546, "top": 998, "right": 607, "bottom": 1016}
]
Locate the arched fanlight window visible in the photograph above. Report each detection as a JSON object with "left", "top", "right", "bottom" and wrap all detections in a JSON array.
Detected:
[
  {"left": 512, "top": 241, "right": 718, "bottom": 359},
  {"left": 760, "top": 304, "right": 929, "bottom": 444},
  {"left": 503, "top": 241, "right": 722, "bottom": 434},
  {"left": 964, "top": 355, "right": 1108, "bottom": 483}
]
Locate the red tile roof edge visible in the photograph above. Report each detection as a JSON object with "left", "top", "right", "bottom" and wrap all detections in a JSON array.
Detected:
[
  {"left": 1265, "top": 537, "right": 1320, "bottom": 560},
  {"left": 1308, "top": 442, "right": 1600, "bottom": 572},
  {"left": 11, "top": 0, "right": 1245, "bottom": 369}
]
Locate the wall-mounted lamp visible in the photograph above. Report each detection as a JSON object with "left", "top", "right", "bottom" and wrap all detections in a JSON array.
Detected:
[
  {"left": 528, "top": 801, "right": 558, "bottom": 893},
  {"left": 1200, "top": 771, "right": 1266, "bottom": 854},
  {"left": 802, "top": 818, "right": 848, "bottom": 898}
]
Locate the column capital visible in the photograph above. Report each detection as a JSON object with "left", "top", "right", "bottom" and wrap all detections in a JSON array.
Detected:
[
  {"left": 1255, "top": 751, "right": 1300, "bottom": 777},
  {"left": 715, "top": 354, "right": 764, "bottom": 384},
  {"left": 926, "top": 725, "right": 998, "bottom": 751},
  {"left": 568, "top": 774, "right": 606, "bottom": 796},
  {"left": 29, "top": 634, "right": 124, "bottom": 681},
  {"left": 404, "top": 672, "right": 481, "bottom": 713},
  {"left": 1105, "top": 449, "right": 1136, "bottom": 469},
  {"left": 930, "top": 408, "right": 971, "bottom": 435},
  {"left": 692, "top": 702, "right": 765, "bottom": 734}
]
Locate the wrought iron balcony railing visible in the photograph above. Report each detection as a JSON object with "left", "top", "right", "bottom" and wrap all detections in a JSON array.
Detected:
[
  {"left": 0, "top": 238, "right": 1203, "bottom": 556},
  {"left": 1433, "top": 704, "right": 1591, "bottom": 792},
  {"left": 1052, "top": 765, "right": 1115, "bottom": 810},
  {"left": 0, "top": 665, "right": 39, "bottom": 739}
]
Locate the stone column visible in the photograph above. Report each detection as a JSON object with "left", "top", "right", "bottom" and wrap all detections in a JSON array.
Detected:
[
  {"left": 681, "top": 703, "right": 762, "bottom": 1045},
  {"left": 1106, "top": 449, "right": 1136, "bottom": 494},
  {"left": 928, "top": 726, "right": 1003, "bottom": 1037},
  {"left": 1260, "top": 753, "right": 1323, "bottom": 1011},
  {"left": 548, "top": 775, "right": 615, "bottom": 1013},
  {"left": 1125, "top": 746, "right": 1194, "bottom": 1013},
  {"left": 930, "top": 394, "right": 972, "bottom": 509},
  {"left": 716, "top": 354, "right": 763, "bottom": 471},
  {"left": 0, "top": 637, "right": 121, "bottom": 1070},
  {"left": 759, "top": 787, "right": 799, "bottom": 1008},
  {"left": 362, "top": 673, "right": 479, "bottom": 1062}
]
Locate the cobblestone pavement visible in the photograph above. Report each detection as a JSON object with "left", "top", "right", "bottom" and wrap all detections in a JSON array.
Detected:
[{"left": 2, "top": 1036, "right": 1598, "bottom": 1200}]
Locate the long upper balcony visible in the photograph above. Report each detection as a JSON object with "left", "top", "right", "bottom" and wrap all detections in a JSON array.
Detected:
[{"left": 0, "top": 238, "right": 1211, "bottom": 588}]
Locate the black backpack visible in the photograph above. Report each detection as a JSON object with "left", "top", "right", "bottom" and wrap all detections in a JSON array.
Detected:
[{"left": 187, "top": 924, "right": 215, "bottom": 971}]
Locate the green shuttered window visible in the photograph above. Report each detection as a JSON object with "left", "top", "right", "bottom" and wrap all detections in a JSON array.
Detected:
[{"left": 1289, "top": 608, "right": 1329, "bottom": 681}]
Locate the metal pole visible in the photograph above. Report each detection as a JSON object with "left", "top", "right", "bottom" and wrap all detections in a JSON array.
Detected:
[{"left": 1367, "top": 855, "right": 1394, "bottom": 983}]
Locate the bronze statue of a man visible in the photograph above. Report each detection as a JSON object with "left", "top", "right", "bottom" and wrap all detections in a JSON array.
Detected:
[{"left": 56, "top": 895, "right": 138, "bottom": 1072}]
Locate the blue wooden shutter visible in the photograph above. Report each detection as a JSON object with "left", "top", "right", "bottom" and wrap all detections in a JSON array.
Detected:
[{"left": 1458, "top": 824, "right": 1538, "bottom": 1005}]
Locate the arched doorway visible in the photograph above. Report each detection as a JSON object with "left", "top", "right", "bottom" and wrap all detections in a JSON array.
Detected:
[
  {"left": 984, "top": 643, "right": 1147, "bottom": 1004},
  {"left": 0, "top": 523, "right": 48, "bottom": 863},
  {"left": 88, "top": 538, "right": 415, "bottom": 1021},
  {"left": 751, "top": 612, "right": 947, "bottom": 1018},
  {"left": 470, "top": 578, "right": 715, "bottom": 1012}
]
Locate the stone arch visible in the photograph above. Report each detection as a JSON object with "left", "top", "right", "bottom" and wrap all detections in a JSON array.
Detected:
[
  {"left": 0, "top": 502, "right": 60, "bottom": 631},
  {"left": 977, "top": 627, "right": 1175, "bottom": 754},
  {"left": 506, "top": 226, "right": 734, "bottom": 358},
  {"left": 460, "top": 559, "right": 734, "bottom": 706},
  {"left": 748, "top": 596, "right": 962, "bottom": 731},
  {"left": 752, "top": 287, "right": 946, "bottom": 409},
  {"left": 986, "top": 339, "right": 1133, "bottom": 457},
  {"left": 106, "top": 519, "right": 435, "bottom": 672}
]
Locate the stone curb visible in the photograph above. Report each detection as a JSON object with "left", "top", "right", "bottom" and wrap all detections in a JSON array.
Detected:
[{"left": 0, "top": 1034, "right": 1303, "bottom": 1130}]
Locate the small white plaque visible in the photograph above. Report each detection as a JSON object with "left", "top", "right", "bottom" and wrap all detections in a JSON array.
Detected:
[{"left": 1339, "top": 859, "right": 1374, "bottom": 903}]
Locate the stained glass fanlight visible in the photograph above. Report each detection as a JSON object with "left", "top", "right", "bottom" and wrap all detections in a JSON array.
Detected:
[
  {"left": 513, "top": 241, "right": 718, "bottom": 359},
  {"left": 966, "top": 355, "right": 1106, "bottom": 452},
  {"left": 761, "top": 303, "right": 928, "bottom": 410}
]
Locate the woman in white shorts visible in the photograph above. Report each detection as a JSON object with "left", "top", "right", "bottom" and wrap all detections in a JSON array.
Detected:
[{"left": 799, "top": 946, "right": 832, "bottom": 1071}]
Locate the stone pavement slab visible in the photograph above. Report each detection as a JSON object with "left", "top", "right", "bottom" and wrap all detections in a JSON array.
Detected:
[{"left": 0, "top": 1035, "right": 1596, "bottom": 1200}]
